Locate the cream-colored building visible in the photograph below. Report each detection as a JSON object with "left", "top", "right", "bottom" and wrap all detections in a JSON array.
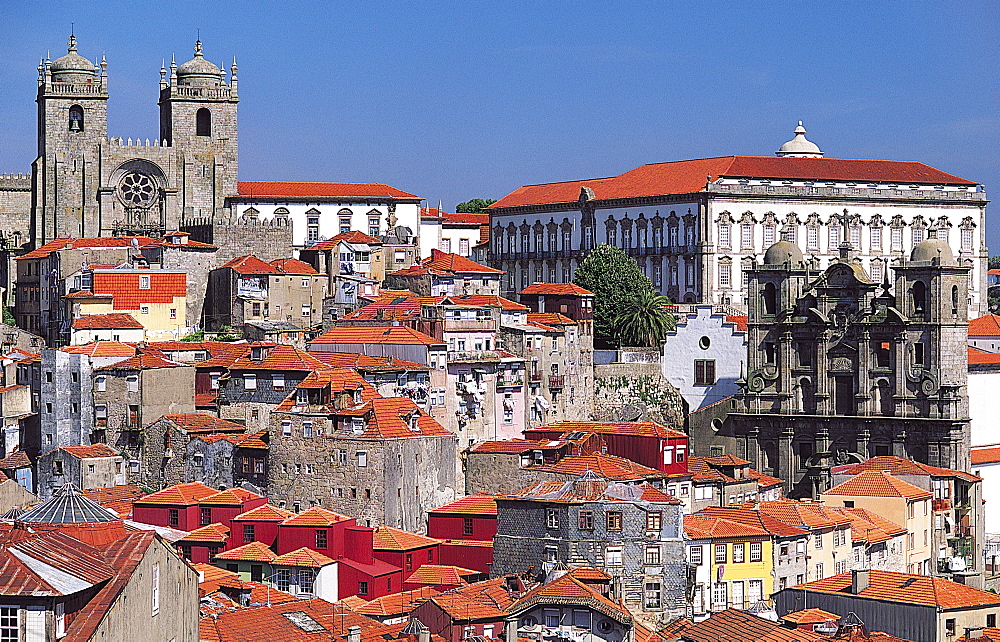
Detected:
[{"left": 822, "top": 470, "right": 933, "bottom": 575}]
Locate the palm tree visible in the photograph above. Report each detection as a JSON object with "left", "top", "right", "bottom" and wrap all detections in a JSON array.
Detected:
[{"left": 614, "top": 289, "right": 675, "bottom": 347}]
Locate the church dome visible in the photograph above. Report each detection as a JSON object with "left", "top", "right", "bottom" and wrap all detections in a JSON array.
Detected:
[
  {"left": 910, "top": 238, "right": 956, "bottom": 265},
  {"left": 776, "top": 121, "right": 823, "bottom": 158},
  {"left": 764, "top": 240, "right": 804, "bottom": 265},
  {"left": 176, "top": 40, "right": 224, "bottom": 87},
  {"left": 49, "top": 35, "right": 98, "bottom": 82}
]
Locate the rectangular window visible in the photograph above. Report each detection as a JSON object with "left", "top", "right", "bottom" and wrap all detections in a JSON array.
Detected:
[
  {"left": 243, "top": 524, "right": 255, "bottom": 543},
  {"left": 718, "top": 224, "right": 731, "bottom": 248},
  {"left": 369, "top": 216, "right": 380, "bottom": 238},
  {"left": 914, "top": 343, "right": 925, "bottom": 366},
  {"left": 806, "top": 226, "right": 819, "bottom": 249},
  {"left": 719, "top": 263, "right": 731, "bottom": 287},
  {"left": 829, "top": 225, "right": 841, "bottom": 248},
  {"left": 871, "top": 226, "right": 882, "bottom": 251},
  {"left": 340, "top": 217, "right": 352, "bottom": 234},
  {"left": 244, "top": 374, "right": 257, "bottom": 390},
  {"left": 140, "top": 305, "right": 150, "bottom": 315},
  {"left": 201, "top": 507, "right": 212, "bottom": 526},
  {"left": 606, "top": 512, "right": 622, "bottom": 531},
  {"left": 715, "top": 544, "right": 727, "bottom": 564},
  {"left": 357, "top": 580, "right": 369, "bottom": 596},
  {"left": 646, "top": 512, "right": 662, "bottom": 531},
  {"left": 814, "top": 531, "right": 823, "bottom": 549},
  {"left": 690, "top": 546, "right": 703, "bottom": 565},
  {"left": 298, "top": 568, "right": 315, "bottom": 595},
  {"left": 815, "top": 562, "right": 824, "bottom": 580},
  {"left": 644, "top": 582, "right": 662, "bottom": 609},
  {"left": 140, "top": 275, "right": 151, "bottom": 290},
  {"left": 357, "top": 451, "right": 368, "bottom": 467},
  {"left": 695, "top": 359, "right": 716, "bottom": 385},
  {"left": 459, "top": 239, "right": 470, "bottom": 255},
  {"left": 315, "top": 530, "right": 328, "bottom": 550},
  {"left": 282, "top": 420, "right": 292, "bottom": 436},
  {"left": 169, "top": 509, "right": 178, "bottom": 527},
  {"left": 645, "top": 545, "right": 661, "bottom": 566},
  {"left": 912, "top": 227, "right": 925, "bottom": 246},
  {"left": 0, "top": 606, "right": 18, "bottom": 641},
  {"left": 733, "top": 543, "right": 745, "bottom": 563},
  {"left": 962, "top": 227, "right": 974, "bottom": 252},
  {"left": 272, "top": 374, "right": 285, "bottom": 389},
  {"left": 850, "top": 226, "right": 861, "bottom": 249},
  {"left": 764, "top": 224, "right": 776, "bottom": 247},
  {"left": 303, "top": 422, "right": 314, "bottom": 438},
  {"left": 127, "top": 374, "right": 139, "bottom": 392},
  {"left": 544, "top": 609, "right": 560, "bottom": 628},
  {"left": 891, "top": 226, "right": 903, "bottom": 251},
  {"left": 95, "top": 375, "right": 107, "bottom": 392},
  {"left": 151, "top": 564, "right": 160, "bottom": 615},
  {"left": 440, "top": 239, "right": 452, "bottom": 253},
  {"left": 578, "top": 510, "right": 594, "bottom": 530},
  {"left": 546, "top": 508, "right": 559, "bottom": 529},
  {"left": 606, "top": 546, "right": 623, "bottom": 566},
  {"left": 749, "top": 541, "right": 763, "bottom": 562},
  {"left": 463, "top": 518, "right": 474, "bottom": 536},
  {"left": 572, "top": 610, "right": 591, "bottom": 629},
  {"left": 302, "top": 305, "right": 311, "bottom": 317}
]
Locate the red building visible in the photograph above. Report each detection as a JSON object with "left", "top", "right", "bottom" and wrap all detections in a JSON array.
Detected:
[
  {"left": 131, "top": 482, "right": 267, "bottom": 532},
  {"left": 176, "top": 523, "right": 230, "bottom": 564},
  {"left": 230, "top": 503, "right": 295, "bottom": 549},
  {"left": 409, "top": 577, "right": 521, "bottom": 642},
  {"left": 372, "top": 526, "right": 441, "bottom": 579},
  {"left": 275, "top": 506, "right": 356, "bottom": 556},
  {"left": 523, "top": 420, "right": 689, "bottom": 475},
  {"left": 426, "top": 494, "right": 497, "bottom": 573},
  {"left": 333, "top": 525, "right": 404, "bottom": 600}
]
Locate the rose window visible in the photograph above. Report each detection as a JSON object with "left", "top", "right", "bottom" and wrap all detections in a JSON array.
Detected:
[{"left": 119, "top": 172, "right": 156, "bottom": 207}]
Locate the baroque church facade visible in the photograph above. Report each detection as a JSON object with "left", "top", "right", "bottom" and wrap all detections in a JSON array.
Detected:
[{"left": 30, "top": 35, "right": 239, "bottom": 244}]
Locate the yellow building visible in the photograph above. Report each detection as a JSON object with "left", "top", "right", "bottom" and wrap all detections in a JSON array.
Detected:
[
  {"left": 65, "top": 268, "right": 189, "bottom": 342},
  {"left": 822, "top": 470, "right": 934, "bottom": 575},
  {"left": 754, "top": 501, "right": 854, "bottom": 581},
  {"left": 684, "top": 514, "right": 774, "bottom": 612}
]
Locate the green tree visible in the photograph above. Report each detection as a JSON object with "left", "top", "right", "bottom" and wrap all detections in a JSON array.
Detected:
[
  {"left": 573, "top": 244, "right": 671, "bottom": 344},
  {"left": 614, "top": 289, "right": 676, "bottom": 347},
  {"left": 455, "top": 198, "right": 496, "bottom": 213},
  {"left": 989, "top": 256, "right": 1000, "bottom": 270}
]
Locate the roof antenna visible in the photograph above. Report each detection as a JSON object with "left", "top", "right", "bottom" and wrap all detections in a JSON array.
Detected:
[{"left": 71, "top": 22, "right": 74, "bottom": 37}]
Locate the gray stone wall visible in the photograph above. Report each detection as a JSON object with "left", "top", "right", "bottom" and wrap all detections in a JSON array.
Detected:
[
  {"left": 182, "top": 218, "right": 293, "bottom": 265},
  {"left": 39, "top": 349, "right": 93, "bottom": 452},
  {"left": 592, "top": 363, "right": 686, "bottom": 428},
  {"left": 140, "top": 421, "right": 189, "bottom": 491}
]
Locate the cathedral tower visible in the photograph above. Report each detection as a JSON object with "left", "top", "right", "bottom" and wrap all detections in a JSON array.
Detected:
[
  {"left": 32, "top": 35, "right": 109, "bottom": 241},
  {"left": 159, "top": 40, "right": 239, "bottom": 221}
]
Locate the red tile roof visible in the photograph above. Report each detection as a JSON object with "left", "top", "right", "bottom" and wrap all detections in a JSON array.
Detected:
[
  {"left": 134, "top": 481, "right": 221, "bottom": 507},
  {"left": 179, "top": 522, "right": 230, "bottom": 543},
  {"left": 428, "top": 494, "right": 499, "bottom": 516},
  {"left": 533, "top": 453, "right": 664, "bottom": 481},
  {"left": 219, "top": 254, "right": 281, "bottom": 275},
  {"left": 238, "top": 180, "right": 418, "bottom": 199},
  {"left": 404, "top": 564, "right": 478, "bottom": 586},
  {"left": 372, "top": 526, "right": 441, "bottom": 551},
  {"left": 193, "top": 431, "right": 269, "bottom": 450},
  {"left": 969, "top": 314, "right": 1000, "bottom": 337},
  {"left": 200, "top": 597, "right": 385, "bottom": 641},
  {"left": 527, "top": 312, "right": 576, "bottom": 326},
  {"left": 355, "top": 587, "right": 440, "bottom": 617},
  {"left": 310, "top": 325, "right": 446, "bottom": 346},
  {"left": 726, "top": 315, "right": 749, "bottom": 332},
  {"left": 234, "top": 504, "right": 296, "bottom": 522},
  {"left": 444, "top": 294, "right": 528, "bottom": 310},
  {"left": 695, "top": 507, "right": 809, "bottom": 537},
  {"left": 281, "top": 506, "right": 353, "bottom": 527},
  {"left": 228, "top": 344, "right": 332, "bottom": 371},
  {"left": 215, "top": 541, "right": 279, "bottom": 563},
  {"left": 684, "top": 514, "right": 770, "bottom": 539},
  {"left": 335, "top": 397, "right": 452, "bottom": 439},
  {"left": 273, "top": 547, "right": 336, "bottom": 567},
  {"left": 330, "top": 230, "right": 383, "bottom": 244},
  {"left": 94, "top": 351, "right": 186, "bottom": 371},
  {"left": 60, "top": 341, "right": 137, "bottom": 357},
  {"left": 510, "top": 478, "right": 679, "bottom": 505},
  {"left": 81, "top": 484, "right": 145, "bottom": 504},
  {"left": 832, "top": 455, "right": 980, "bottom": 482},
  {"left": 421, "top": 249, "right": 503, "bottom": 275},
  {"left": 676, "top": 608, "right": 826, "bottom": 642},
  {"left": 972, "top": 445, "right": 1000, "bottom": 466},
  {"left": 526, "top": 420, "right": 687, "bottom": 440},
  {"left": 426, "top": 577, "right": 517, "bottom": 620},
  {"left": 90, "top": 270, "right": 186, "bottom": 310},
  {"left": 155, "top": 413, "right": 246, "bottom": 434},
  {"left": 59, "top": 444, "right": 120, "bottom": 459},
  {"left": 797, "top": 569, "right": 1000, "bottom": 609},
  {"left": 0, "top": 449, "right": 31, "bottom": 469},
  {"left": 466, "top": 439, "right": 555, "bottom": 454},
  {"left": 511, "top": 573, "right": 630, "bottom": 623},
  {"left": 824, "top": 470, "right": 933, "bottom": 499},
  {"left": 491, "top": 156, "right": 976, "bottom": 209},
  {"left": 307, "top": 351, "right": 429, "bottom": 372},
  {"left": 969, "top": 347, "right": 1000, "bottom": 365},
  {"left": 16, "top": 236, "right": 158, "bottom": 260},
  {"left": 781, "top": 608, "right": 840, "bottom": 625},
  {"left": 269, "top": 257, "right": 319, "bottom": 275},
  {"left": 519, "top": 282, "right": 594, "bottom": 296},
  {"left": 71, "top": 313, "right": 143, "bottom": 329}
]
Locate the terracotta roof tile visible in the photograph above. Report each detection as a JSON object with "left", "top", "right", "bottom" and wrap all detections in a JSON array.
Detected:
[
  {"left": 725, "top": 315, "right": 749, "bottom": 332},
  {"left": 238, "top": 180, "right": 418, "bottom": 199},
  {"left": 797, "top": 569, "right": 1000, "bottom": 609},
  {"left": 428, "top": 494, "right": 499, "bottom": 516},
  {"left": 87, "top": 270, "right": 186, "bottom": 310},
  {"left": 525, "top": 420, "right": 686, "bottom": 440},
  {"left": 466, "top": 439, "right": 554, "bottom": 454},
  {"left": 676, "top": 608, "right": 826, "bottom": 642},
  {"left": 684, "top": 514, "right": 771, "bottom": 539},
  {"left": 823, "top": 471, "right": 933, "bottom": 499},
  {"left": 61, "top": 341, "right": 137, "bottom": 357},
  {"left": 215, "top": 541, "right": 279, "bottom": 563},
  {"left": 179, "top": 522, "right": 230, "bottom": 543},
  {"left": 372, "top": 526, "right": 441, "bottom": 551},
  {"left": 269, "top": 257, "right": 319, "bottom": 275},
  {"left": 307, "top": 351, "right": 429, "bottom": 372},
  {"left": 273, "top": 546, "right": 336, "bottom": 567},
  {"left": 695, "top": 507, "right": 809, "bottom": 537},
  {"left": 832, "top": 456, "right": 980, "bottom": 482},
  {"left": 969, "top": 314, "right": 1000, "bottom": 337},
  {"left": 972, "top": 445, "right": 1000, "bottom": 466},
  {"left": 969, "top": 347, "right": 1000, "bottom": 365},
  {"left": 193, "top": 431, "right": 269, "bottom": 450},
  {"left": 81, "top": 484, "right": 145, "bottom": 504},
  {"left": 234, "top": 504, "right": 296, "bottom": 522},
  {"left": 135, "top": 481, "right": 220, "bottom": 507},
  {"left": 355, "top": 587, "right": 440, "bottom": 617},
  {"left": 310, "top": 325, "right": 446, "bottom": 346},
  {"left": 422, "top": 249, "right": 503, "bottom": 275},
  {"left": 59, "top": 444, "right": 120, "bottom": 459},
  {"left": 0, "top": 449, "right": 31, "bottom": 469},
  {"left": 70, "top": 313, "right": 143, "bottom": 329},
  {"left": 219, "top": 254, "right": 282, "bottom": 275},
  {"left": 511, "top": 573, "right": 630, "bottom": 623},
  {"left": 532, "top": 454, "right": 664, "bottom": 481},
  {"left": 781, "top": 608, "right": 840, "bottom": 625},
  {"left": 201, "top": 596, "right": 385, "bottom": 641},
  {"left": 519, "top": 283, "right": 594, "bottom": 296},
  {"left": 491, "top": 156, "right": 976, "bottom": 209},
  {"left": 333, "top": 397, "right": 452, "bottom": 439},
  {"left": 527, "top": 313, "right": 577, "bottom": 326},
  {"left": 156, "top": 413, "right": 246, "bottom": 434},
  {"left": 16, "top": 236, "right": 157, "bottom": 260},
  {"left": 281, "top": 506, "right": 353, "bottom": 527},
  {"left": 404, "top": 564, "right": 478, "bottom": 586},
  {"left": 754, "top": 501, "right": 852, "bottom": 531},
  {"left": 94, "top": 350, "right": 187, "bottom": 371},
  {"left": 427, "top": 577, "right": 517, "bottom": 620},
  {"left": 228, "top": 344, "right": 332, "bottom": 371}
]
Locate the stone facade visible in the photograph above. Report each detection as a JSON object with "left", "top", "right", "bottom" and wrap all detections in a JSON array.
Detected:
[
  {"left": 591, "top": 363, "right": 686, "bottom": 428},
  {"left": 39, "top": 349, "right": 94, "bottom": 453}
]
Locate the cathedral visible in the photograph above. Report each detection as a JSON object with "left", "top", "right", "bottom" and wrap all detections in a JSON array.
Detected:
[{"left": 30, "top": 35, "right": 239, "bottom": 243}]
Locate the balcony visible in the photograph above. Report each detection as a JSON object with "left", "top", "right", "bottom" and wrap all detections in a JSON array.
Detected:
[
  {"left": 443, "top": 319, "right": 496, "bottom": 332},
  {"left": 932, "top": 498, "right": 951, "bottom": 511},
  {"left": 449, "top": 350, "right": 501, "bottom": 362},
  {"left": 529, "top": 372, "right": 543, "bottom": 383},
  {"left": 496, "top": 378, "right": 524, "bottom": 389},
  {"left": 549, "top": 375, "right": 565, "bottom": 388}
]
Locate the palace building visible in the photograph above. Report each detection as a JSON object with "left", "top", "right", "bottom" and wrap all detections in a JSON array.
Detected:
[{"left": 488, "top": 123, "right": 988, "bottom": 316}]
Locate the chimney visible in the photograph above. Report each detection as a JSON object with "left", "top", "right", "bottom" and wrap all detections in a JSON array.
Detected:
[
  {"left": 966, "top": 627, "right": 985, "bottom": 639},
  {"left": 343, "top": 526, "right": 375, "bottom": 564},
  {"left": 851, "top": 569, "right": 869, "bottom": 594},
  {"left": 418, "top": 629, "right": 430, "bottom": 642},
  {"left": 348, "top": 626, "right": 361, "bottom": 642}
]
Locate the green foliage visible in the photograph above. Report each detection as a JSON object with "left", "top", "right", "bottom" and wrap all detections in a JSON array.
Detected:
[
  {"left": 614, "top": 289, "right": 676, "bottom": 347},
  {"left": 989, "top": 256, "right": 1000, "bottom": 270},
  {"left": 455, "top": 198, "right": 496, "bottom": 213},
  {"left": 180, "top": 330, "right": 205, "bottom": 341},
  {"left": 573, "top": 244, "right": 669, "bottom": 345},
  {"left": 2, "top": 306, "right": 14, "bottom": 326}
]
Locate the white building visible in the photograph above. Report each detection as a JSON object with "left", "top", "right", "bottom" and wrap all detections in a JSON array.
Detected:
[
  {"left": 419, "top": 207, "right": 488, "bottom": 259},
  {"left": 660, "top": 306, "right": 747, "bottom": 412},
  {"left": 488, "top": 123, "right": 988, "bottom": 316},
  {"left": 227, "top": 181, "right": 422, "bottom": 251},
  {"left": 972, "top": 445, "right": 1000, "bottom": 534}
]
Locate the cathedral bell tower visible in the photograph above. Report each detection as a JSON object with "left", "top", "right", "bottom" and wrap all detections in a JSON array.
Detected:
[
  {"left": 33, "top": 35, "right": 109, "bottom": 242},
  {"left": 158, "top": 40, "right": 239, "bottom": 222}
]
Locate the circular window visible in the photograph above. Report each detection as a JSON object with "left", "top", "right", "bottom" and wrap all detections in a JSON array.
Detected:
[
  {"left": 520, "top": 616, "right": 537, "bottom": 629},
  {"left": 699, "top": 336, "right": 711, "bottom": 350},
  {"left": 598, "top": 621, "right": 614, "bottom": 633},
  {"left": 711, "top": 418, "right": 724, "bottom": 432},
  {"left": 118, "top": 171, "right": 156, "bottom": 207}
]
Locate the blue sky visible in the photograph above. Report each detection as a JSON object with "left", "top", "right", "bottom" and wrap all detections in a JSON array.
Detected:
[{"left": 2, "top": 1, "right": 998, "bottom": 249}]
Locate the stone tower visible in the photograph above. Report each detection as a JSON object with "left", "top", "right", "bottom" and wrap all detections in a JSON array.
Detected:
[
  {"left": 702, "top": 229, "right": 971, "bottom": 498},
  {"left": 32, "top": 35, "right": 109, "bottom": 240},
  {"left": 29, "top": 36, "right": 239, "bottom": 245},
  {"left": 158, "top": 40, "right": 239, "bottom": 221}
]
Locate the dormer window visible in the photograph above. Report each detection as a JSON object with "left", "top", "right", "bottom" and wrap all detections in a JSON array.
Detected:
[
  {"left": 409, "top": 413, "right": 420, "bottom": 432},
  {"left": 139, "top": 275, "right": 151, "bottom": 290},
  {"left": 250, "top": 346, "right": 265, "bottom": 362},
  {"left": 296, "top": 388, "right": 308, "bottom": 405},
  {"left": 353, "top": 388, "right": 363, "bottom": 405},
  {"left": 351, "top": 418, "right": 365, "bottom": 434}
]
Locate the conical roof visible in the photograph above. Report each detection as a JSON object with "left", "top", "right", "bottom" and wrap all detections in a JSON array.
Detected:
[
  {"left": 18, "top": 482, "right": 120, "bottom": 524},
  {"left": 400, "top": 619, "right": 427, "bottom": 635},
  {"left": 0, "top": 507, "right": 23, "bottom": 520}
]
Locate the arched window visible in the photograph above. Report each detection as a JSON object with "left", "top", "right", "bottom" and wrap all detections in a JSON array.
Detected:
[
  {"left": 69, "top": 105, "right": 84, "bottom": 132},
  {"left": 952, "top": 285, "right": 959, "bottom": 316},
  {"left": 875, "top": 379, "right": 893, "bottom": 416},
  {"left": 911, "top": 281, "right": 927, "bottom": 316},
  {"left": 799, "top": 377, "right": 816, "bottom": 414},
  {"left": 196, "top": 108, "right": 211, "bottom": 137},
  {"left": 762, "top": 282, "right": 777, "bottom": 315}
]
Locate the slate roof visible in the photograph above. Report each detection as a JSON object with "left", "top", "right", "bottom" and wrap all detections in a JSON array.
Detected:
[
  {"left": 18, "top": 483, "right": 121, "bottom": 524},
  {"left": 794, "top": 569, "right": 1000, "bottom": 610}
]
